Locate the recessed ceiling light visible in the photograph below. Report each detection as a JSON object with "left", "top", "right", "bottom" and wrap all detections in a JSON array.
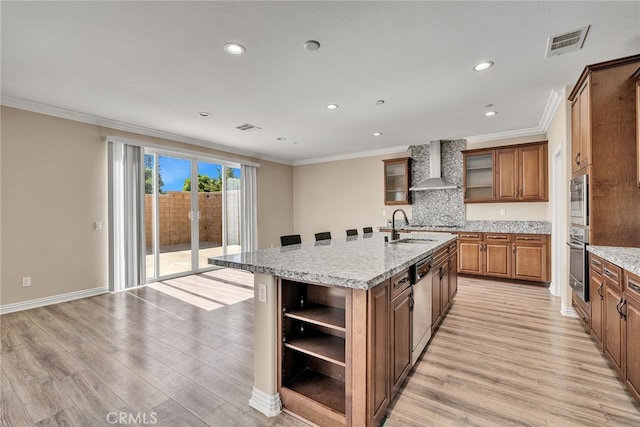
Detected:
[
  {"left": 292, "top": 142, "right": 298, "bottom": 145},
  {"left": 277, "top": 137, "right": 286, "bottom": 142},
  {"left": 198, "top": 112, "right": 212, "bottom": 117},
  {"left": 375, "top": 99, "right": 385, "bottom": 105},
  {"left": 224, "top": 43, "right": 246, "bottom": 55},
  {"left": 484, "top": 111, "right": 498, "bottom": 117},
  {"left": 373, "top": 132, "right": 382, "bottom": 136},
  {"left": 473, "top": 61, "right": 494, "bottom": 71},
  {"left": 326, "top": 104, "right": 339, "bottom": 110},
  {"left": 304, "top": 40, "right": 321, "bottom": 51}
]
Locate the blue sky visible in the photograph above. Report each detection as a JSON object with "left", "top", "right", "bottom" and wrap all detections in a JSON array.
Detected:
[{"left": 154, "top": 155, "right": 240, "bottom": 191}]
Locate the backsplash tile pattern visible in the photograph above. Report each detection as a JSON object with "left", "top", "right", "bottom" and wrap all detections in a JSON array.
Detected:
[{"left": 410, "top": 140, "right": 466, "bottom": 226}]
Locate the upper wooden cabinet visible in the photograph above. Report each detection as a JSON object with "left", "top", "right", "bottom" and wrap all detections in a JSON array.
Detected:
[
  {"left": 383, "top": 157, "right": 411, "bottom": 205},
  {"left": 568, "top": 54, "right": 640, "bottom": 247},
  {"left": 570, "top": 76, "right": 592, "bottom": 174},
  {"left": 462, "top": 150, "right": 495, "bottom": 202},
  {"left": 634, "top": 67, "right": 640, "bottom": 187},
  {"left": 463, "top": 141, "right": 548, "bottom": 203}
]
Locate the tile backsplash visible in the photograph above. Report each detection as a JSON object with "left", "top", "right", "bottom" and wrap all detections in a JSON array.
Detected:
[{"left": 410, "top": 140, "right": 466, "bottom": 226}]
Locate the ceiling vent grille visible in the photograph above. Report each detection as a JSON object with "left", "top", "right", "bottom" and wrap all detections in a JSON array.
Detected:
[
  {"left": 235, "top": 123, "right": 262, "bottom": 132},
  {"left": 546, "top": 25, "right": 590, "bottom": 58}
]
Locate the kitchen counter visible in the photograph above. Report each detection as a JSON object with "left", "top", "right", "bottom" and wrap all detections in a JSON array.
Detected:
[
  {"left": 380, "top": 220, "right": 551, "bottom": 235},
  {"left": 208, "top": 232, "right": 456, "bottom": 290},
  {"left": 587, "top": 245, "right": 640, "bottom": 276}
]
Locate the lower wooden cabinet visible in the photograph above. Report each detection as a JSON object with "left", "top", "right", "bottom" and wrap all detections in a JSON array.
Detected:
[
  {"left": 432, "top": 247, "right": 449, "bottom": 328},
  {"left": 587, "top": 254, "right": 640, "bottom": 407},
  {"left": 391, "top": 284, "right": 412, "bottom": 397},
  {"left": 624, "top": 271, "right": 640, "bottom": 402},
  {"left": 589, "top": 255, "right": 604, "bottom": 350},
  {"left": 448, "top": 243, "right": 458, "bottom": 300},
  {"left": 603, "top": 261, "right": 624, "bottom": 376},
  {"left": 368, "top": 280, "right": 390, "bottom": 426},
  {"left": 457, "top": 232, "right": 550, "bottom": 283}
]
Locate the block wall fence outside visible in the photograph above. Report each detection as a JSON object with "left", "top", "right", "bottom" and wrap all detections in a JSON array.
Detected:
[{"left": 144, "top": 191, "right": 225, "bottom": 247}]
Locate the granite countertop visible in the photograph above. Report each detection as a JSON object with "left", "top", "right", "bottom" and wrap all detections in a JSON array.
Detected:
[
  {"left": 379, "top": 220, "right": 551, "bottom": 235},
  {"left": 587, "top": 246, "right": 640, "bottom": 276},
  {"left": 208, "top": 232, "right": 457, "bottom": 290}
]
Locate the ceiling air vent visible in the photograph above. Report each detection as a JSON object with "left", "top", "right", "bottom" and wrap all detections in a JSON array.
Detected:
[
  {"left": 235, "top": 123, "right": 262, "bottom": 132},
  {"left": 546, "top": 25, "right": 590, "bottom": 58}
]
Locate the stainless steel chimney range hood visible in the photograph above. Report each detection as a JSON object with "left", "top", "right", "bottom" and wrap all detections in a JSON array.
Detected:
[{"left": 409, "top": 141, "right": 458, "bottom": 191}]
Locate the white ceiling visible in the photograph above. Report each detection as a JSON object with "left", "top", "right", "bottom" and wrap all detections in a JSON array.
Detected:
[{"left": 2, "top": 1, "right": 639, "bottom": 164}]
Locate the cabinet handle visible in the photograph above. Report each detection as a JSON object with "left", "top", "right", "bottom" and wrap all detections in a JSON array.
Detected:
[
  {"left": 461, "top": 234, "right": 478, "bottom": 239},
  {"left": 604, "top": 269, "right": 616, "bottom": 279},
  {"left": 597, "top": 283, "right": 603, "bottom": 299},
  {"left": 591, "top": 259, "right": 601, "bottom": 267},
  {"left": 616, "top": 299, "right": 627, "bottom": 320},
  {"left": 409, "top": 294, "right": 414, "bottom": 311},
  {"left": 575, "top": 153, "right": 581, "bottom": 165},
  {"left": 487, "top": 236, "right": 507, "bottom": 240},
  {"left": 398, "top": 277, "right": 409, "bottom": 285},
  {"left": 629, "top": 283, "right": 640, "bottom": 292}
]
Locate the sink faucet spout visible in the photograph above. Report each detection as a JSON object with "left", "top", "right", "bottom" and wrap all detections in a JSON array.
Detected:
[{"left": 391, "top": 209, "right": 409, "bottom": 241}]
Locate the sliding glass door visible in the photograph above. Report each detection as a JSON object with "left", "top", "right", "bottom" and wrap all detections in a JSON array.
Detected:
[{"left": 144, "top": 151, "right": 241, "bottom": 280}]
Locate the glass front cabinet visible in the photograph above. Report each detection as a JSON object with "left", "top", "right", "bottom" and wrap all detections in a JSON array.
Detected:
[
  {"left": 383, "top": 157, "right": 411, "bottom": 205},
  {"left": 462, "top": 150, "right": 495, "bottom": 202}
]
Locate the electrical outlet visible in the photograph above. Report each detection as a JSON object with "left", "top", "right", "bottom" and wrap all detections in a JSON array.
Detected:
[
  {"left": 499, "top": 209, "right": 506, "bottom": 217},
  {"left": 94, "top": 221, "right": 102, "bottom": 230},
  {"left": 258, "top": 283, "right": 267, "bottom": 303},
  {"left": 382, "top": 210, "right": 386, "bottom": 217},
  {"left": 22, "top": 277, "right": 31, "bottom": 287}
]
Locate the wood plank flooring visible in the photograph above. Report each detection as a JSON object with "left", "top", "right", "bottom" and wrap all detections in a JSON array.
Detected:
[
  {"left": 2, "top": 272, "right": 639, "bottom": 426},
  {"left": 0, "top": 269, "right": 306, "bottom": 427},
  {"left": 386, "top": 276, "right": 640, "bottom": 427}
]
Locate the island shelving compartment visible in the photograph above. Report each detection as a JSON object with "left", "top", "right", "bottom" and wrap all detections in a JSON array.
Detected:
[{"left": 278, "top": 278, "right": 350, "bottom": 426}]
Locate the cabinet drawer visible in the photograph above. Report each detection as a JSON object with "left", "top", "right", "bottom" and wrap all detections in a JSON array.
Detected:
[
  {"left": 391, "top": 269, "right": 411, "bottom": 299},
  {"left": 485, "top": 233, "right": 511, "bottom": 242},
  {"left": 458, "top": 233, "right": 482, "bottom": 241},
  {"left": 513, "top": 234, "right": 546, "bottom": 243},
  {"left": 433, "top": 247, "right": 449, "bottom": 267},
  {"left": 626, "top": 271, "right": 640, "bottom": 301},
  {"left": 602, "top": 261, "right": 622, "bottom": 288},
  {"left": 590, "top": 254, "right": 603, "bottom": 275},
  {"left": 448, "top": 242, "right": 457, "bottom": 255}
]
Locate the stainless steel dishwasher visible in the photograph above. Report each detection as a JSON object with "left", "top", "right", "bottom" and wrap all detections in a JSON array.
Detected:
[{"left": 412, "top": 255, "right": 433, "bottom": 365}]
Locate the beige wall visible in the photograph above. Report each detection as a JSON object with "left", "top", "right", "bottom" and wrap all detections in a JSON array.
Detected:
[
  {"left": 464, "top": 134, "right": 551, "bottom": 221},
  {"left": 0, "top": 107, "right": 293, "bottom": 306},
  {"left": 293, "top": 151, "right": 412, "bottom": 243}
]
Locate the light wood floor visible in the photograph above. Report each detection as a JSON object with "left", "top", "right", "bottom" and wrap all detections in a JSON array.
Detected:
[
  {"left": 2, "top": 273, "right": 639, "bottom": 426},
  {"left": 386, "top": 276, "right": 640, "bottom": 427}
]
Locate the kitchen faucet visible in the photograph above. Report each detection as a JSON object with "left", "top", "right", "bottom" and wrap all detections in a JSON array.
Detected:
[{"left": 391, "top": 208, "right": 409, "bottom": 241}]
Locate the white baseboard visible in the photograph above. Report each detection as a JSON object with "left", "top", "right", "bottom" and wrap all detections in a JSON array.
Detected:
[
  {"left": 0, "top": 286, "right": 108, "bottom": 315},
  {"left": 248, "top": 387, "right": 282, "bottom": 417},
  {"left": 561, "top": 304, "right": 579, "bottom": 318}
]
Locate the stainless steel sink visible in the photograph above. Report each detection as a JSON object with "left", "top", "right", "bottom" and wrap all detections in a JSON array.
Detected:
[{"left": 391, "top": 238, "right": 436, "bottom": 244}]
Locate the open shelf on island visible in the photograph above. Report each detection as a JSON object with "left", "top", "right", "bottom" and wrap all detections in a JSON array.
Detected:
[
  {"left": 283, "top": 369, "right": 346, "bottom": 415},
  {"left": 285, "top": 304, "right": 346, "bottom": 331},
  {"left": 285, "top": 333, "right": 346, "bottom": 366}
]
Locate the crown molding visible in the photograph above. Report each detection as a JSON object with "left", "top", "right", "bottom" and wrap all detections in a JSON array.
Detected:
[
  {"left": 465, "top": 89, "right": 562, "bottom": 144},
  {"left": 293, "top": 145, "right": 410, "bottom": 166},
  {"left": 0, "top": 95, "right": 293, "bottom": 165}
]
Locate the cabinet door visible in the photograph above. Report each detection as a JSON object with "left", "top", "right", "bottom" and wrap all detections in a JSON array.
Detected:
[
  {"left": 626, "top": 295, "right": 640, "bottom": 401},
  {"left": 458, "top": 240, "right": 482, "bottom": 275},
  {"left": 571, "top": 97, "right": 582, "bottom": 174},
  {"left": 383, "top": 158, "right": 411, "bottom": 205},
  {"left": 590, "top": 270, "right": 604, "bottom": 349},
  {"left": 391, "top": 286, "right": 412, "bottom": 397},
  {"left": 485, "top": 240, "right": 511, "bottom": 278},
  {"left": 578, "top": 80, "right": 591, "bottom": 168},
  {"left": 463, "top": 151, "right": 495, "bottom": 202},
  {"left": 604, "top": 284, "right": 624, "bottom": 375},
  {"left": 519, "top": 144, "right": 547, "bottom": 201},
  {"left": 432, "top": 266, "right": 442, "bottom": 327},
  {"left": 440, "top": 263, "right": 450, "bottom": 314},
  {"left": 368, "top": 282, "right": 390, "bottom": 424},
  {"left": 448, "top": 252, "right": 458, "bottom": 300},
  {"left": 512, "top": 243, "right": 547, "bottom": 282},
  {"left": 495, "top": 148, "right": 518, "bottom": 200}
]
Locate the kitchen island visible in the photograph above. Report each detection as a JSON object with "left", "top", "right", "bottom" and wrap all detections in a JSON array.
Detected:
[{"left": 209, "top": 232, "right": 457, "bottom": 426}]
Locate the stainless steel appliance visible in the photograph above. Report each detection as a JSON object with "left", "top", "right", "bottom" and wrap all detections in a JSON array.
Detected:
[
  {"left": 568, "top": 226, "right": 589, "bottom": 302},
  {"left": 570, "top": 174, "right": 589, "bottom": 226},
  {"left": 412, "top": 255, "right": 433, "bottom": 365}
]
